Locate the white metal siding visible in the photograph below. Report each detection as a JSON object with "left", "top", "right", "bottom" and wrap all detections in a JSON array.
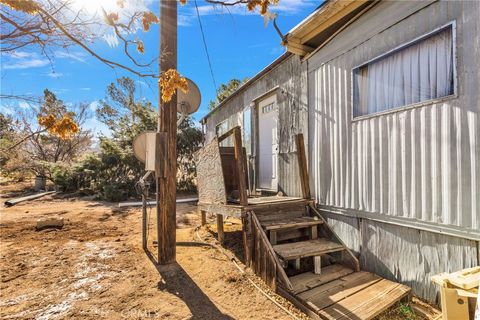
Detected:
[{"left": 309, "top": 0, "right": 480, "bottom": 238}]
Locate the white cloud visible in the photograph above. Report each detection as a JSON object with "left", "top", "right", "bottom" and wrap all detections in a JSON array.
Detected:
[
  {"left": 46, "top": 71, "right": 64, "bottom": 78},
  {"left": 3, "top": 58, "right": 49, "bottom": 70},
  {"left": 53, "top": 88, "right": 70, "bottom": 94},
  {"left": 4, "top": 51, "right": 34, "bottom": 59},
  {"left": 54, "top": 51, "right": 88, "bottom": 63},
  {"left": 272, "top": 0, "right": 315, "bottom": 14},
  {"left": 80, "top": 87, "right": 91, "bottom": 91},
  {"left": 89, "top": 100, "right": 100, "bottom": 112},
  {"left": 178, "top": 14, "right": 193, "bottom": 27},
  {"left": 1, "top": 50, "right": 49, "bottom": 69},
  {"left": 84, "top": 116, "right": 110, "bottom": 138},
  {"left": 18, "top": 101, "right": 33, "bottom": 109}
]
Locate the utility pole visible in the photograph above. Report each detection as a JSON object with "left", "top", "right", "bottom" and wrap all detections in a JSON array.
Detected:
[{"left": 157, "top": 0, "right": 177, "bottom": 264}]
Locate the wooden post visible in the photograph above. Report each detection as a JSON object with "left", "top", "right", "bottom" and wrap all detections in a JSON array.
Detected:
[
  {"left": 217, "top": 214, "right": 224, "bottom": 244},
  {"left": 157, "top": 0, "right": 177, "bottom": 264},
  {"left": 311, "top": 225, "right": 321, "bottom": 274},
  {"left": 200, "top": 210, "right": 207, "bottom": 226},
  {"left": 269, "top": 231, "right": 277, "bottom": 245},
  {"left": 296, "top": 133, "right": 311, "bottom": 199},
  {"left": 242, "top": 211, "right": 252, "bottom": 267},
  {"left": 233, "top": 127, "right": 248, "bottom": 206},
  {"left": 314, "top": 256, "right": 322, "bottom": 275},
  {"left": 294, "top": 259, "right": 301, "bottom": 270}
]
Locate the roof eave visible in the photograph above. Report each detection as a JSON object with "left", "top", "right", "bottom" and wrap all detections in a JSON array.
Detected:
[{"left": 284, "top": 0, "right": 371, "bottom": 56}]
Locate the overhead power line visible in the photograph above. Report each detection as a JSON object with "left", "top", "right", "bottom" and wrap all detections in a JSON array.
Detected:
[{"left": 194, "top": 0, "right": 218, "bottom": 91}]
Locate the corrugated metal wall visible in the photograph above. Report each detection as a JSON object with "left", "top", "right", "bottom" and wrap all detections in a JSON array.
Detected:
[{"left": 309, "top": 0, "right": 480, "bottom": 237}]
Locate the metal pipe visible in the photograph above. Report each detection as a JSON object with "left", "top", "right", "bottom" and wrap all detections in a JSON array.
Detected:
[
  {"left": 118, "top": 198, "right": 198, "bottom": 208},
  {"left": 4, "top": 191, "right": 56, "bottom": 207}
]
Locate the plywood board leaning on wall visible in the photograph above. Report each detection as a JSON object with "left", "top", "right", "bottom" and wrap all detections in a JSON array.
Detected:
[{"left": 195, "top": 137, "right": 227, "bottom": 204}]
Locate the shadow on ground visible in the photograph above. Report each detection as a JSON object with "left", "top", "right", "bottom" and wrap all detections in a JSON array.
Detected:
[{"left": 146, "top": 252, "right": 234, "bottom": 320}]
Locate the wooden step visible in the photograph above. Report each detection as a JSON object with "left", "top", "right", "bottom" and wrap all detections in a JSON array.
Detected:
[
  {"left": 290, "top": 264, "right": 354, "bottom": 294},
  {"left": 298, "top": 272, "right": 381, "bottom": 310},
  {"left": 318, "top": 277, "right": 411, "bottom": 319},
  {"left": 261, "top": 216, "right": 323, "bottom": 231},
  {"left": 273, "top": 239, "right": 345, "bottom": 261}
]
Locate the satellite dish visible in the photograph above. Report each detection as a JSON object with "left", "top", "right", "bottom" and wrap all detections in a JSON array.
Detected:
[
  {"left": 133, "top": 131, "right": 156, "bottom": 163},
  {"left": 177, "top": 78, "right": 201, "bottom": 115}
]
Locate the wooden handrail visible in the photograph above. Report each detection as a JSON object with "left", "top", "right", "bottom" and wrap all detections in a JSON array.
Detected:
[{"left": 251, "top": 211, "right": 293, "bottom": 291}]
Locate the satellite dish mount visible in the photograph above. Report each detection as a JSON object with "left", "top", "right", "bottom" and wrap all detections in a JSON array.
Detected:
[{"left": 177, "top": 78, "right": 201, "bottom": 126}]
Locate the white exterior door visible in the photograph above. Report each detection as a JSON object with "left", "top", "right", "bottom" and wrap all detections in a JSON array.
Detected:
[{"left": 258, "top": 95, "right": 278, "bottom": 191}]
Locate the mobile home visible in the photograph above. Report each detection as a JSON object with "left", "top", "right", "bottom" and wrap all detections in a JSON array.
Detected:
[{"left": 200, "top": 0, "right": 479, "bottom": 304}]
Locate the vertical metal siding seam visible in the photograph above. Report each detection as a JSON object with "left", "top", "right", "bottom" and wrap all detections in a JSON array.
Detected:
[
  {"left": 328, "top": 64, "right": 335, "bottom": 206},
  {"left": 334, "top": 64, "right": 340, "bottom": 207},
  {"left": 431, "top": 107, "right": 439, "bottom": 223},
  {"left": 400, "top": 112, "right": 408, "bottom": 218},
  {"left": 441, "top": 104, "right": 451, "bottom": 225},
  {"left": 454, "top": 106, "right": 462, "bottom": 228}
]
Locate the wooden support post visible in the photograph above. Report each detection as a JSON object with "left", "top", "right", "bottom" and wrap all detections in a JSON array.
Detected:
[
  {"left": 314, "top": 256, "right": 322, "bottom": 275},
  {"left": 217, "top": 214, "right": 224, "bottom": 245},
  {"left": 311, "top": 225, "right": 318, "bottom": 240},
  {"left": 233, "top": 127, "right": 248, "bottom": 206},
  {"left": 296, "top": 133, "right": 311, "bottom": 199},
  {"left": 157, "top": 0, "right": 177, "bottom": 264},
  {"left": 269, "top": 230, "right": 277, "bottom": 245},
  {"left": 311, "top": 220, "right": 321, "bottom": 274},
  {"left": 200, "top": 210, "right": 207, "bottom": 226},
  {"left": 294, "top": 259, "right": 301, "bottom": 270},
  {"left": 242, "top": 212, "right": 252, "bottom": 268}
]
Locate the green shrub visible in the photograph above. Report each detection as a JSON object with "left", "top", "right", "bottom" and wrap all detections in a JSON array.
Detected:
[
  {"left": 50, "top": 162, "right": 79, "bottom": 192},
  {"left": 102, "top": 182, "right": 129, "bottom": 202}
]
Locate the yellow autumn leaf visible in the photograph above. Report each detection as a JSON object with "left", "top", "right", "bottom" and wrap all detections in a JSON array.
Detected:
[
  {"left": 142, "top": 11, "right": 159, "bottom": 32},
  {"left": 0, "top": 0, "right": 39, "bottom": 14},
  {"left": 136, "top": 40, "right": 144, "bottom": 54},
  {"left": 38, "top": 114, "right": 79, "bottom": 139},
  {"left": 177, "top": 0, "right": 278, "bottom": 15},
  {"left": 159, "top": 69, "right": 188, "bottom": 103}
]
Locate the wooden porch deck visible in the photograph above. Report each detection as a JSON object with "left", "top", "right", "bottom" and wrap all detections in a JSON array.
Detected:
[{"left": 198, "top": 196, "right": 310, "bottom": 218}]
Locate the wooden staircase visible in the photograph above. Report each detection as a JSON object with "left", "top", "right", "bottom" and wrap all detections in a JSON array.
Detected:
[{"left": 244, "top": 201, "right": 411, "bottom": 320}]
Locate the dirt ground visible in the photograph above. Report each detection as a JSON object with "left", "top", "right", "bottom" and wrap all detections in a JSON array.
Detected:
[{"left": 0, "top": 181, "right": 437, "bottom": 320}]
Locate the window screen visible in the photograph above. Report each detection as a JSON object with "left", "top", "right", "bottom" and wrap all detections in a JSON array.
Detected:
[{"left": 353, "top": 26, "right": 454, "bottom": 117}]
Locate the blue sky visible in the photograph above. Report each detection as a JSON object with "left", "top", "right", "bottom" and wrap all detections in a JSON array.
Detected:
[{"left": 0, "top": 0, "right": 319, "bottom": 136}]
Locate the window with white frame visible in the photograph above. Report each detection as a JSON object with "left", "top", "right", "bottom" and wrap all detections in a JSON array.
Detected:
[{"left": 353, "top": 24, "right": 455, "bottom": 118}]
